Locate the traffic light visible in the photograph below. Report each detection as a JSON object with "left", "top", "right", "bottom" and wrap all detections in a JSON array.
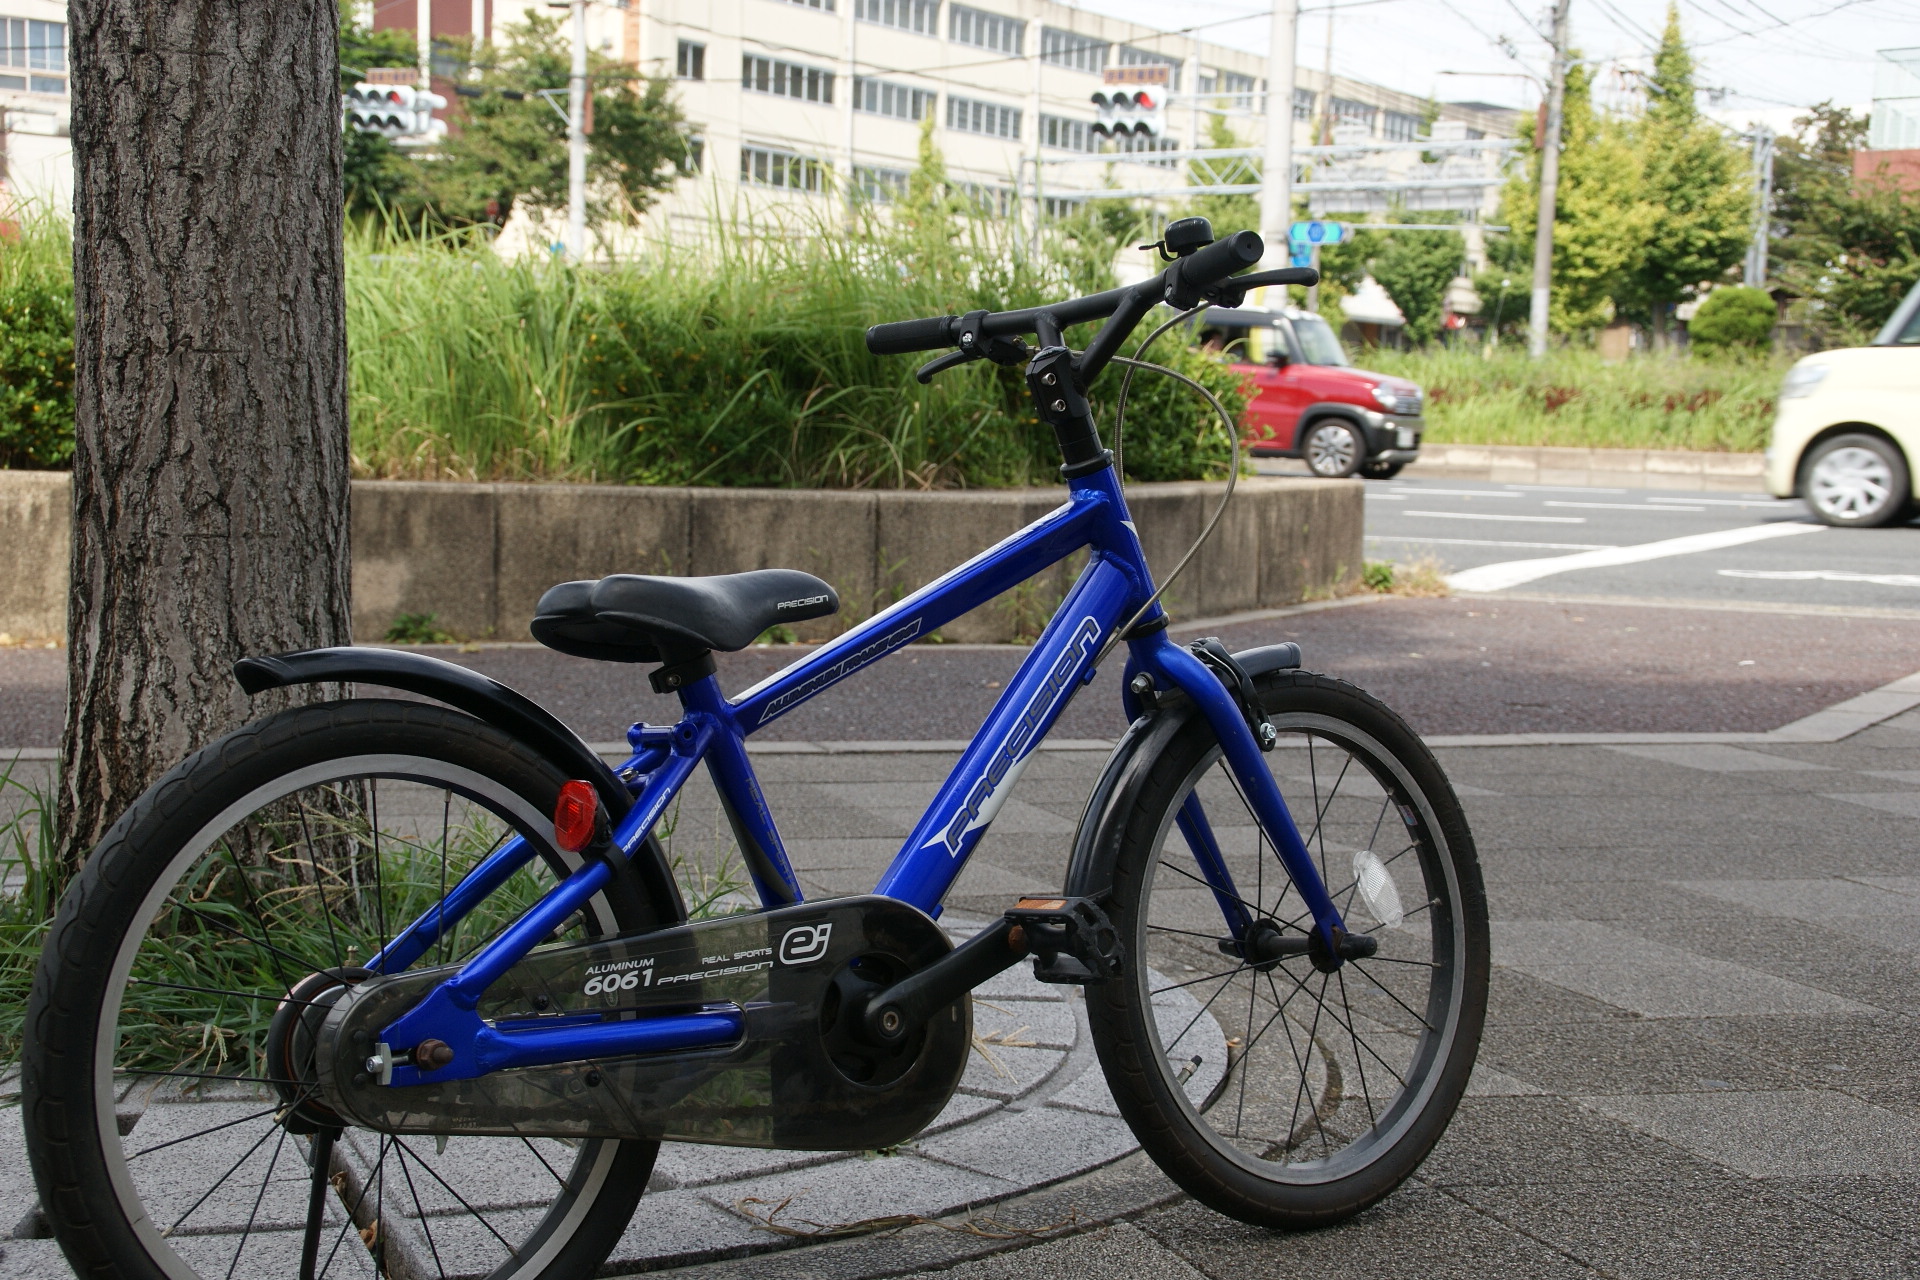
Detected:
[
  {"left": 342, "top": 83, "right": 448, "bottom": 144},
  {"left": 1089, "top": 90, "right": 1165, "bottom": 140}
]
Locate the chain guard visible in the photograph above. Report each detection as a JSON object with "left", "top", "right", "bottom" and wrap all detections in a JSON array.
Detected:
[{"left": 315, "top": 895, "right": 970, "bottom": 1150}]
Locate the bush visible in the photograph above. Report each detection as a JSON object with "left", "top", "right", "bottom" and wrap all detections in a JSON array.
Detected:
[
  {"left": 0, "top": 213, "right": 74, "bottom": 469},
  {"left": 1687, "top": 286, "right": 1776, "bottom": 351}
]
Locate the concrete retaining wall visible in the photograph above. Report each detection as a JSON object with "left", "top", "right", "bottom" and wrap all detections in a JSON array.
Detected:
[
  {"left": 1, "top": 472, "right": 1362, "bottom": 646},
  {"left": 1408, "top": 443, "right": 1766, "bottom": 492}
]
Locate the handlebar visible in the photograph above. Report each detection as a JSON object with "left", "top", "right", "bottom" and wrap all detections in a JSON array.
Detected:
[{"left": 863, "top": 231, "right": 1319, "bottom": 380}]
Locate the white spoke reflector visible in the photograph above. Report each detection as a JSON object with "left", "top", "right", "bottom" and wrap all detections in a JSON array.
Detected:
[{"left": 1352, "top": 850, "right": 1404, "bottom": 930}]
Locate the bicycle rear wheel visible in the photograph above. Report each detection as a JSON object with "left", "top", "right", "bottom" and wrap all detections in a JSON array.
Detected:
[
  {"left": 24, "top": 700, "right": 679, "bottom": 1280},
  {"left": 1085, "top": 670, "right": 1488, "bottom": 1227}
]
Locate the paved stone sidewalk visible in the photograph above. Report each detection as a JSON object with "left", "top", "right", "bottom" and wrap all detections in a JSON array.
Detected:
[{"left": 6, "top": 710, "right": 1920, "bottom": 1277}]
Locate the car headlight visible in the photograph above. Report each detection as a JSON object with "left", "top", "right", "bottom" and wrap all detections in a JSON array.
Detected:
[
  {"left": 1371, "top": 384, "right": 1398, "bottom": 410},
  {"left": 1779, "top": 364, "right": 1829, "bottom": 399}
]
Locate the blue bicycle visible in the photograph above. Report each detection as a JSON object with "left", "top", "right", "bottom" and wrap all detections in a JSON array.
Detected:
[{"left": 25, "top": 223, "right": 1488, "bottom": 1279}]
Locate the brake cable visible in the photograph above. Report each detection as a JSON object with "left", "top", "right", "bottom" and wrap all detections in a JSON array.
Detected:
[{"left": 1089, "top": 301, "right": 1247, "bottom": 671}]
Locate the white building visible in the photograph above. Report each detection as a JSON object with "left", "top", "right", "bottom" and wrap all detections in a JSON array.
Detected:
[
  {"left": 381, "top": 1, "right": 1516, "bottom": 243},
  {"left": 0, "top": 0, "right": 72, "bottom": 218}
]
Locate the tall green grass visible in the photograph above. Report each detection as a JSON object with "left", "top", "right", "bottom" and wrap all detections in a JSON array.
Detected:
[
  {"left": 1363, "top": 346, "right": 1790, "bottom": 453},
  {"left": 346, "top": 213, "right": 1242, "bottom": 488}
]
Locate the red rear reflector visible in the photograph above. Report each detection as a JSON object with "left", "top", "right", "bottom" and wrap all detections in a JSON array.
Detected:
[{"left": 553, "top": 780, "right": 598, "bottom": 852}]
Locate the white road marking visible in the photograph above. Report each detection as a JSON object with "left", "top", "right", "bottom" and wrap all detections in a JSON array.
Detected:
[
  {"left": 1402, "top": 510, "right": 1588, "bottom": 524},
  {"left": 1720, "top": 569, "right": 1920, "bottom": 588},
  {"left": 1367, "top": 535, "right": 1618, "bottom": 550},
  {"left": 1364, "top": 493, "right": 1407, "bottom": 500},
  {"left": 1671, "top": 497, "right": 1803, "bottom": 508},
  {"left": 1503, "top": 484, "right": 1630, "bottom": 494},
  {"left": 1448, "top": 522, "right": 1826, "bottom": 592},
  {"left": 1385, "top": 487, "right": 1524, "bottom": 498},
  {"left": 1544, "top": 501, "right": 1706, "bottom": 512}
]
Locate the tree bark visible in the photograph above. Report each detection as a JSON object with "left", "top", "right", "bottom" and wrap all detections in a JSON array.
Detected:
[{"left": 58, "top": 0, "right": 351, "bottom": 869}]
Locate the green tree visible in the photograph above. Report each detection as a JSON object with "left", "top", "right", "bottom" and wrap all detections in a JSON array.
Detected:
[
  {"left": 1687, "top": 285, "right": 1774, "bottom": 350},
  {"left": 410, "top": 15, "right": 692, "bottom": 229},
  {"left": 1498, "top": 62, "right": 1655, "bottom": 331},
  {"left": 1625, "top": 6, "right": 1752, "bottom": 343},
  {"left": 338, "top": 2, "right": 422, "bottom": 217},
  {"left": 1771, "top": 104, "right": 1920, "bottom": 342},
  {"left": 1370, "top": 222, "right": 1466, "bottom": 344}
]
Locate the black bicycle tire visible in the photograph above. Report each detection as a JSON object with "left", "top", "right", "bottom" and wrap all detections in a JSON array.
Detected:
[
  {"left": 1084, "top": 670, "right": 1489, "bottom": 1228},
  {"left": 24, "top": 699, "right": 676, "bottom": 1280}
]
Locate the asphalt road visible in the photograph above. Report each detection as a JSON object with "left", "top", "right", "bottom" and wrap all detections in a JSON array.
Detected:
[{"left": 1360, "top": 475, "right": 1920, "bottom": 613}]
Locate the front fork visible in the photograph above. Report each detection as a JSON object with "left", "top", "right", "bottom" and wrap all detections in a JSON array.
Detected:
[{"left": 1127, "top": 632, "right": 1354, "bottom": 966}]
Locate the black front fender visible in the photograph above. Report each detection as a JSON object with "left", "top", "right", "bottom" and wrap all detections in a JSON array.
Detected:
[
  {"left": 234, "top": 647, "right": 631, "bottom": 817},
  {"left": 1064, "top": 642, "right": 1301, "bottom": 899}
]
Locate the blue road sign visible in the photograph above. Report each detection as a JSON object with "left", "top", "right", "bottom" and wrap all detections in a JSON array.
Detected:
[{"left": 1287, "top": 220, "right": 1345, "bottom": 246}]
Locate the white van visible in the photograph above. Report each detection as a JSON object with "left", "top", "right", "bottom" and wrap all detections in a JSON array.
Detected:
[{"left": 1765, "top": 285, "right": 1920, "bottom": 527}]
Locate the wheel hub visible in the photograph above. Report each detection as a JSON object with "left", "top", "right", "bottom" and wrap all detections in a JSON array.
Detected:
[{"left": 265, "top": 967, "right": 370, "bottom": 1134}]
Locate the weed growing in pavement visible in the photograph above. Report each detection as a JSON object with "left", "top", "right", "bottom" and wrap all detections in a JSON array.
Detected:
[
  {"left": 1364, "top": 558, "right": 1452, "bottom": 598},
  {"left": 0, "top": 757, "right": 64, "bottom": 1063},
  {"left": 384, "top": 612, "right": 456, "bottom": 644}
]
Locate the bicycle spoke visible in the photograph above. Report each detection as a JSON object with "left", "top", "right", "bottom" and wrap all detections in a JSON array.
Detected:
[
  {"left": 317, "top": 1133, "right": 388, "bottom": 1279},
  {"left": 165, "top": 1116, "right": 282, "bottom": 1236},
  {"left": 223, "top": 1121, "right": 288, "bottom": 1280},
  {"left": 128, "top": 1101, "right": 292, "bottom": 1162},
  {"left": 519, "top": 1136, "right": 569, "bottom": 1190},
  {"left": 1335, "top": 967, "right": 1378, "bottom": 1129},
  {"left": 1151, "top": 960, "right": 1256, "bottom": 996},
  {"left": 295, "top": 804, "right": 347, "bottom": 972},
  {"left": 299, "top": 1129, "right": 336, "bottom": 1280},
  {"left": 395, "top": 1142, "right": 449, "bottom": 1280},
  {"left": 395, "top": 1138, "right": 521, "bottom": 1258},
  {"left": 1267, "top": 963, "right": 1411, "bottom": 1089},
  {"left": 1156, "top": 857, "right": 1270, "bottom": 930}
]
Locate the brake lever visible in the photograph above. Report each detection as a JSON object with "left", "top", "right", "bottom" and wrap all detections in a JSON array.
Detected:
[
  {"left": 916, "top": 348, "right": 983, "bottom": 384},
  {"left": 1205, "top": 267, "right": 1321, "bottom": 309}
]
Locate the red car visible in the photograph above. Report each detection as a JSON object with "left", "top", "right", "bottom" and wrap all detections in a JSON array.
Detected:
[{"left": 1200, "top": 306, "right": 1425, "bottom": 479}]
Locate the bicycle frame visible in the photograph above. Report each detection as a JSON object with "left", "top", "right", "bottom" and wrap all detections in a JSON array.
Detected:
[{"left": 369, "top": 463, "right": 1348, "bottom": 1089}]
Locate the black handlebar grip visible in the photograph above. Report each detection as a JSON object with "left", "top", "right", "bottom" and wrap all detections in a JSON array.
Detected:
[
  {"left": 1177, "top": 230, "right": 1265, "bottom": 290},
  {"left": 1233, "top": 266, "right": 1319, "bottom": 289},
  {"left": 865, "top": 315, "right": 959, "bottom": 355}
]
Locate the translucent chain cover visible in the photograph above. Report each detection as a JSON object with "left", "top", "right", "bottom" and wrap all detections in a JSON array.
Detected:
[{"left": 318, "top": 896, "right": 971, "bottom": 1150}]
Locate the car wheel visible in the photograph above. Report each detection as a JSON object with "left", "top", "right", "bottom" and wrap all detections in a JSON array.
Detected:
[
  {"left": 1303, "top": 419, "right": 1363, "bottom": 478},
  {"left": 1361, "top": 460, "right": 1406, "bottom": 480},
  {"left": 1802, "top": 433, "right": 1912, "bottom": 527}
]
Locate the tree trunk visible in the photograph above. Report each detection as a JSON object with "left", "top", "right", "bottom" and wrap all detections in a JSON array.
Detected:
[{"left": 58, "top": 0, "right": 351, "bottom": 870}]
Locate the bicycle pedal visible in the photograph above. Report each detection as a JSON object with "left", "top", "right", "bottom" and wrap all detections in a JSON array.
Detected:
[{"left": 1005, "top": 896, "right": 1124, "bottom": 985}]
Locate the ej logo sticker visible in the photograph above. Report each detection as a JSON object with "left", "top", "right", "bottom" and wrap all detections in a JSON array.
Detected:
[{"left": 778, "top": 923, "right": 833, "bottom": 965}]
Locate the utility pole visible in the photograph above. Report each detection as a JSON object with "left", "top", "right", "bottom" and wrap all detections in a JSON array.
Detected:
[
  {"left": 1743, "top": 125, "right": 1774, "bottom": 288},
  {"left": 417, "top": 0, "right": 432, "bottom": 86},
  {"left": 1258, "top": 0, "right": 1298, "bottom": 268},
  {"left": 566, "top": 0, "right": 588, "bottom": 260},
  {"left": 1029, "top": 29, "right": 1043, "bottom": 263},
  {"left": 845, "top": 3, "right": 858, "bottom": 222},
  {"left": 1526, "top": 0, "right": 1571, "bottom": 359}
]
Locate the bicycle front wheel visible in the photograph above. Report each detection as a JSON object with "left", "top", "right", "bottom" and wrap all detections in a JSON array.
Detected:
[
  {"left": 1086, "top": 670, "right": 1488, "bottom": 1227},
  {"left": 24, "top": 700, "right": 677, "bottom": 1280}
]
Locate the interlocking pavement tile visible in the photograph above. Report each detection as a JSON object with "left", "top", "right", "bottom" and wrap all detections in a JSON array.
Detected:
[
  {"left": 1478, "top": 1019, "right": 1796, "bottom": 1096},
  {"left": 1824, "top": 792, "right": 1920, "bottom": 820},
  {"left": 936, "top": 1220, "right": 1209, "bottom": 1280},
  {"left": 1417, "top": 1095, "right": 1723, "bottom": 1188},
  {"left": 915, "top": 1106, "right": 1138, "bottom": 1187},
  {"left": 1606, "top": 744, "right": 1837, "bottom": 772},
  {"left": 710, "top": 1151, "right": 1018, "bottom": 1233},
  {"left": 650, "top": 1142, "right": 856, "bottom": 1191},
  {"left": 606, "top": 1189, "right": 768, "bottom": 1268},
  {"left": 1137, "top": 1188, "right": 1598, "bottom": 1278},
  {"left": 1044, "top": 1063, "right": 1123, "bottom": 1116},
  {"left": 1577, "top": 1089, "right": 1920, "bottom": 1178},
  {"left": 1492, "top": 920, "right": 1874, "bottom": 1018},
  {"left": 1773, "top": 1175, "right": 1920, "bottom": 1247},
  {"left": 1449, "top": 1171, "right": 1920, "bottom": 1278},
  {"left": 0, "top": 1241, "right": 80, "bottom": 1280},
  {"left": 957, "top": 1044, "right": 1066, "bottom": 1101},
  {"left": 971, "top": 994, "right": 1078, "bottom": 1050}
]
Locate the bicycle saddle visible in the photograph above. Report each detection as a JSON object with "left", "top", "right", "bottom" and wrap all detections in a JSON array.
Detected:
[{"left": 531, "top": 570, "right": 839, "bottom": 663}]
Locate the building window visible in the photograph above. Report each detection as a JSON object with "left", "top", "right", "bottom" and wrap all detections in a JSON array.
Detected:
[
  {"left": 857, "top": 0, "right": 938, "bottom": 34},
  {"left": 1104, "top": 132, "right": 1179, "bottom": 166},
  {"left": 684, "top": 136, "right": 706, "bottom": 171},
  {"left": 949, "top": 5, "right": 1023, "bottom": 55},
  {"left": 1382, "top": 110, "right": 1422, "bottom": 141},
  {"left": 1043, "top": 195, "right": 1086, "bottom": 220},
  {"left": 1041, "top": 114, "right": 1096, "bottom": 152},
  {"left": 956, "top": 180, "right": 1013, "bottom": 217},
  {"left": 1040, "top": 28, "right": 1106, "bottom": 73},
  {"left": 854, "top": 165, "right": 910, "bottom": 203},
  {"left": 676, "top": 40, "right": 705, "bottom": 80},
  {"left": 855, "top": 77, "right": 933, "bottom": 121},
  {"left": 1330, "top": 96, "right": 1376, "bottom": 131},
  {"left": 947, "top": 94, "right": 1021, "bottom": 139},
  {"left": 742, "top": 54, "right": 834, "bottom": 104},
  {"left": 1294, "top": 86, "right": 1316, "bottom": 120},
  {"left": 740, "top": 145, "right": 829, "bottom": 192},
  {"left": 778, "top": 0, "right": 835, "bottom": 9},
  {"left": 0, "top": 16, "right": 65, "bottom": 93},
  {"left": 1116, "top": 45, "right": 1179, "bottom": 91},
  {"left": 1217, "top": 70, "right": 1256, "bottom": 99}
]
